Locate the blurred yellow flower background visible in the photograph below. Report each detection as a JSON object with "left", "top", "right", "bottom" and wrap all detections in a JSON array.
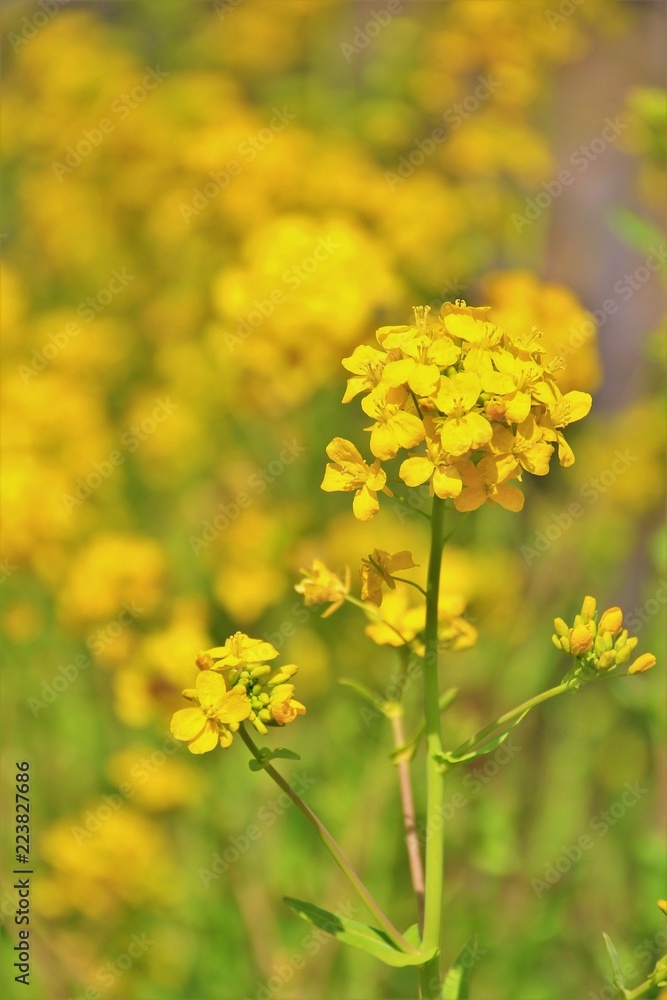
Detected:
[{"left": 1, "top": 1, "right": 664, "bottom": 998}]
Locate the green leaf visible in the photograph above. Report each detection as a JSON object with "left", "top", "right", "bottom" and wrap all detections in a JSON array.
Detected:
[
  {"left": 338, "top": 678, "right": 385, "bottom": 711},
  {"left": 436, "top": 710, "right": 529, "bottom": 766},
  {"left": 248, "top": 747, "right": 301, "bottom": 771},
  {"left": 603, "top": 933, "right": 627, "bottom": 996},
  {"left": 282, "top": 898, "right": 437, "bottom": 968},
  {"left": 441, "top": 935, "right": 478, "bottom": 999}
]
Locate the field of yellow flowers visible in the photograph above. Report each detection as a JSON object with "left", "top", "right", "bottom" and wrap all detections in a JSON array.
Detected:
[{"left": 1, "top": 2, "right": 665, "bottom": 999}]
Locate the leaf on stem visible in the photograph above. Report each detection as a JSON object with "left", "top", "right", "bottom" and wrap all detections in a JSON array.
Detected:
[
  {"left": 248, "top": 748, "right": 301, "bottom": 771},
  {"left": 602, "top": 933, "right": 628, "bottom": 997},
  {"left": 442, "top": 934, "right": 479, "bottom": 999},
  {"left": 435, "top": 709, "right": 530, "bottom": 766},
  {"left": 282, "top": 897, "right": 437, "bottom": 968}
]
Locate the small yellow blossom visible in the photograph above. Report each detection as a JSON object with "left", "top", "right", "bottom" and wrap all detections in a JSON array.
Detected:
[
  {"left": 360, "top": 549, "right": 418, "bottom": 605},
  {"left": 399, "top": 418, "right": 463, "bottom": 499},
  {"left": 433, "top": 371, "right": 492, "bottom": 456},
  {"left": 453, "top": 457, "right": 524, "bottom": 513},
  {"left": 552, "top": 596, "right": 657, "bottom": 681},
  {"left": 295, "top": 559, "right": 350, "bottom": 617},
  {"left": 269, "top": 683, "right": 306, "bottom": 724},
  {"left": 203, "top": 632, "right": 279, "bottom": 671},
  {"left": 361, "top": 386, "right": 425, "bottom": 461},
  {"left": 598, "top": 607, "right": 623, "bottom": 635},
  {"left": 364, "top": 588, "right": 425, "bottom": 648},
  {"left": 628, "top": 653, "right": 657, "bottom": 674},
  {"left": 170, "top": 671, "right": 251, "bottom": 754},
  {"left": 321, "top": 437, "right": 390, "bottom": 520}
]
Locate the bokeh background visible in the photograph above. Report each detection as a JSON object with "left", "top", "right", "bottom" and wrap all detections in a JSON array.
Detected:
[{"left": 1, "top": 1, "right": 665, "bottom": 998}]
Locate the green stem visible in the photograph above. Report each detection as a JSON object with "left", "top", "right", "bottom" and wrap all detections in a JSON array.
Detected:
[
  {"left": 420, "top": 496, "right": 446, "bottom": 999},
  {"left": 625, "top": 979, "right": 659, "bottom": 999},
  {"left": 454, "top": 681, "right": 572, "bottom": 756},
  {"left": 239, "top": 725, "right": 416, "bottom": 956}
]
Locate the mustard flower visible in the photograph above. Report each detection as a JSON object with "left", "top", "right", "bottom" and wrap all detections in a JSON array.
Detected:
[
  {"left": 360, "top": 549, "right": 418, "bottom": 606},
  {"left": 321, "top": 437, "right": 391, "bottom": 520},
  {"left": 170, "top": 671, "right": 251, "bottom": 754},
  {"left": 295, "top": 559, "right": 350, "bottom": 617}
]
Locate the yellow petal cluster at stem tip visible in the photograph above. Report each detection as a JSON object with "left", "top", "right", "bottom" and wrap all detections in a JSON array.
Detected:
[
  {"left": 170, "top": 633, "right": 306, "bottom": 752},
  {"left": 322, "top": 300, "right": 593, "bottom": 519},
  {"left": 552, "top": 595, "right": 657, "bottom": 680},
  {"left": 360, "top": 549, "right": 418, "bottom": 606},
  {"left": 294, "top": 559, "right": 350, "bottom": 617}
]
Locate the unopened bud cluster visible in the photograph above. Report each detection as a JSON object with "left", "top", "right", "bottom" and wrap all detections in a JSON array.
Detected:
[{"left": 552, "top": 596, "right": 656, "bottom": 680}]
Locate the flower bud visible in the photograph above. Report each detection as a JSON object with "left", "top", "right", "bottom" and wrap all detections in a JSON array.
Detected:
[
  {"left": 569, "top": 623, "right": 594, "bottom": 656},
  {"left": 559, "top": 635, "right": 571, "bottom": 654},
  {"left": 614, "top": 629, "right": 629, "bottom": 651},
  {"left": 615, "top": 637, "right": 638, "bottom": 665},
  {"left": 628, "top": 653, "right": 656, "bottom": 675},
  {"left": 553, "top": 617, "right": 569, "bottom": 638},
  {"left": 581, "top": 596, "right": 597, "bottom": 621},
  {"left": 251, "top": 664, "right": 271, "bottom": 679},
  {"left": 598, "top": 607, "right": 623, "bottom": 635},
  {"left": 252, "top": 717, "right": 268, "bottom": 735},
  {"left": 196, "top": 651, "right": 214, "bottom": 671},
  {"left": 597, "top": 650, "right": 616, "bottom": 671},
  {"left": 552, "top": 634, "right": 562, "bottom": 651}
]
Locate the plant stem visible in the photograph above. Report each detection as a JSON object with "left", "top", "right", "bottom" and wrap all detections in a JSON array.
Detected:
[
  {"left": 389, "top": 710, "right": 425, "bottom": 931},
  {"left": 420, "top": 496, "right": 446, "bottom": 998},
  {"left": 239, "top": 724, "right": 416, "bottom": 955}
]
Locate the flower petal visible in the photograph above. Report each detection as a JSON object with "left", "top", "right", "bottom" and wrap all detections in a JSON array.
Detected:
[
  {"left": 187, "top": 720, "right": 221, "bottom": 754},
  {"left": 217, "top": 689, "right": 252, "bottom": 724},
  {"left": 399, "top": 456, "right": 433, "bottom": 487},
  {"left": 196, "top": 670, "right": 227, "bottom": 712},
  {"left": 170, "top": 708, "right": 206, "bottom": 742}
]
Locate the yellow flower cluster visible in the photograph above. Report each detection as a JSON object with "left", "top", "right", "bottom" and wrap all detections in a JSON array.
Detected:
[
  {"left": 170, "top": 632, "right": 305, "bottom": 754},
  {"left": 553, "top": 596, "right": 657, "bottom": 679},
  {"left": 323, "top": 302, "right": 592, "bottom": 519}
]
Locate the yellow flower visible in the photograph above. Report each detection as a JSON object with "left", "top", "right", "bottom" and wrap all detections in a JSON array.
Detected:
[
  {"left": 628, "top": 653, "right": 657, "bottom": 674},
  {"left": 380, "top": 316, "right": 460, "bottom": 396},
  {"left": 438, "top": 594, "right": 477, "bottom": 650},
  {"left": 598, "top": 607, "right": 623, "bottom": 635},
  {"left": 341, "top": 344, "right": 389, "bottom": 403},
  {"left": 361, "top": 386, "right": 425, "bottom": 460},
  {"left": 433, "top": 371, "right": 492, "bottom": 456},
  {"left": 399, "top": 418, "right": 463, "bottom": 499},
  {"left": 360, "top": 549, "right": 418, "bottom": 605},
  {"left": 453, "top": 456, "right": 524, "bottom": 512},
  {"left": 204, "top": 632, "right": 279, "bottom": 671},
  {"left": 295, "top": 559, "right": 350, "bottom": 617},
  {"left": 489, "top": 416, "right": 554, "bottom": 478},
  {"left": 540, "top": 389, "right": 593, "bottom": 466},
  {"left": 269, "top": 683, "right": 306, "bottom": 724},
  {"left": 364, "top": 588, "right": 425, "bottom": 647},
  {"left": 170, "top": 671, "right": 251, "bottom": 754},
  {"left": 569, "top": 623, "right": 595, "bottom": 656},
  {"left": 321, "top": 436, "right": 390, "bottom": 520}
]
